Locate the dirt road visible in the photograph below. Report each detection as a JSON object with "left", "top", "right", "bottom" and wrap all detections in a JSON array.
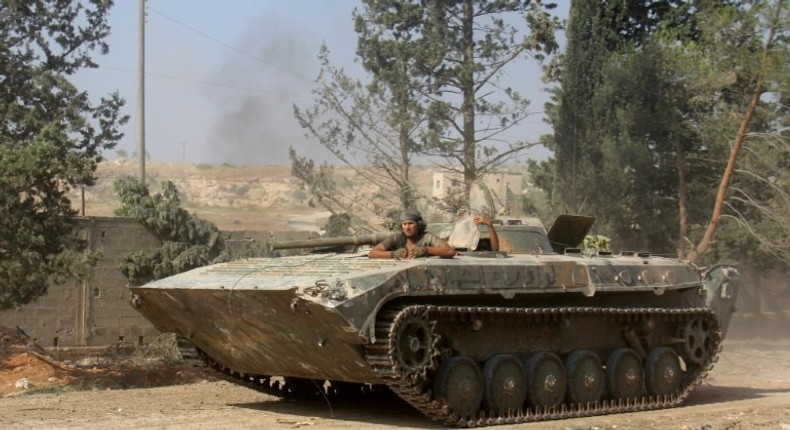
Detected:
[{"left": 2, "top": 334, "right": 789, "bottom": 430}]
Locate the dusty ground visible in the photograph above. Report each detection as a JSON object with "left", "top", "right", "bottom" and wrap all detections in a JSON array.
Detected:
[{"left": 1, "top": 317, "right": 789, "bottom": 430}]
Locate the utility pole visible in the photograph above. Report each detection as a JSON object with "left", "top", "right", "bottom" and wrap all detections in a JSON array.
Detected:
[{"left": 137, "top": 0, "right": 146, "bottom": 184}]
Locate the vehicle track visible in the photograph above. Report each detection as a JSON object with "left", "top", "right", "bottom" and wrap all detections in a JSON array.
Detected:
[{"left": 365, "top": 304, "right": 721, "bottom": 427}]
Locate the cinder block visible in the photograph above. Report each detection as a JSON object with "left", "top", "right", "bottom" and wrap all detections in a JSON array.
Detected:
[{"left": 0, "top": 217, "right": 261, "bottom": 348}]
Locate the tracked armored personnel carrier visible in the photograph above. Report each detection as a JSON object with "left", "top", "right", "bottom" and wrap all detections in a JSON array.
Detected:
[{"left": 128, "top": 215, "right": 739, "bottom": 426}]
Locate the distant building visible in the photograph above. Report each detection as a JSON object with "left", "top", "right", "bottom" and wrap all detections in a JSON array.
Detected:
[
  {"left": 432, "top": 170, "right": 528, "bottom": 212},
  {"left": 432, "top": 171, "right": 462, "bottom": 200}
]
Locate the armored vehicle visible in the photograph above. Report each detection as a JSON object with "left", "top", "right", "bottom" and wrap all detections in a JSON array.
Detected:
[{"left": 128, "top": 215, "right": 739, "bottom": 427}]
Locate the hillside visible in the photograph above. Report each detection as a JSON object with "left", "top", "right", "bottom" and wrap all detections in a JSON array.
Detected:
[{"left": 70, "top": 159, "right": 435, "bottom": 232}]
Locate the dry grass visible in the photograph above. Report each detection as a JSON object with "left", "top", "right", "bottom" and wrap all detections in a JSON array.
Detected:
[
  {"left": 71, "top": 160, "right": 437, "bottom": 232},
  {"left": 72, "top": 161, "right": 317, "bottom": 231}
]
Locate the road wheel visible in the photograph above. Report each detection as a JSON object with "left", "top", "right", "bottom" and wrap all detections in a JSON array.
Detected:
[
  {"left": 524, "top": 352, "right": 566, "bottom": 408},
  {"left": 605, "top": 348, "right": 644, "bottom": 400},
  {"left": 433, "top": 356, "right": 484, "bottom": 418},
  {"left": 645, "top": 347, "right": 683, "bottom": 396},
  {"left": 482, "top": 354, "right": 527, "bottom": 414},
  {"left": 565, "top": 350, "right": 605, "bottom": 404}
]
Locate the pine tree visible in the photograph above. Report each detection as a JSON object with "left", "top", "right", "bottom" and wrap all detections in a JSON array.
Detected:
[
  {"left": 354, "top": 0, "right": 560, "bottom": 208},
  {"left": 0, "top": 0, "right": 127, "bottom": 309}
]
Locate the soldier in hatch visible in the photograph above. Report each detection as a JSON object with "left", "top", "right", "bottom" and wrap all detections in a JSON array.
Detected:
[
  {"left": 368, "top": 209, "right": 456, "bottom": 259},
  {"left": 472, "top": 215, "right": 500, "bottom": 252}
]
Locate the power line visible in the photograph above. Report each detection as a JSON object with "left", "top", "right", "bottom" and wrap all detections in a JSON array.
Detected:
[
  {"left": 148, "top": 6, "right": 315, "bottom": 84},
  {"left": 96, "top": 65, "right": 311, "bottom": 99}
]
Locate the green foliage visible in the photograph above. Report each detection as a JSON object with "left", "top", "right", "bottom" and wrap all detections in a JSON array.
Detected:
[
  {"left": 583, "top": 235, "right": 611, "bottom": 257},
  {"left": 517, "top": 186, "right": 550, "bottom": 220},
  {"left": 113, "top": 177, "right": 226, "bottom": 286},
  {"left": 433, "top": 186, "right": 467, "bottom": 217},
  {"left": 289, "top": 149, "right": 339, "bottom": 210},
  {"left": 292, "top": 43, "right": 422, "bottom": 225},
  {"left": 673, "top": 0, "right": 789, "bottom": 267},
  {"left": 542, "top": 3, "right": 731, "bottom": 241},
  {"left": 540, "top": 0, "right": 789, "bottom": 276},
  {"left": 546, "top": 0, "right": 692, "bottom": 215},
  {"left": 289, "top": 146, "right": 392, "bottom": 233},
  {"left": 525, "top": 157, "right": 557, "bottom": 219},
  {"left": 586, "top": 42, "right": 705, "bottom": 253},
  {"left": 714, "top": 134, "right": 790, "bottom": 267},
  {"left": 324, "top": 213, "right": 352, "bottom": 237},
  {"left": 358, "top": 0, "right": 560, "bottom": 206},
  {"left": 295, "top": 1, "right": 561, "bottom": 224},
  {"left": 0, "top": 0, "right": 126, "bottom": 309}
]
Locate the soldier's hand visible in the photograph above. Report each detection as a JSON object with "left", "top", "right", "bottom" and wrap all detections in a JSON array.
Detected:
[
  {"left": 409, "top": 246, "right": 428, "bottom": 258},
  {"left": 392, "top": 248, "right": 408, "bottom": 260},
  {"left": 473, "top": 215, "right": 492, "bottom": 226}
]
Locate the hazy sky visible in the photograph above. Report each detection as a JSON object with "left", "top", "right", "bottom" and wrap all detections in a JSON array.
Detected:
[{"left": 73, "top": 0, "right": 568, "bottom": 166}]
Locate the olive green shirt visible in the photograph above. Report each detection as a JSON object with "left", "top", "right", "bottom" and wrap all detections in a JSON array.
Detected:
[{"left": 379, "top": 232, "right": 444, "bottom": 250}]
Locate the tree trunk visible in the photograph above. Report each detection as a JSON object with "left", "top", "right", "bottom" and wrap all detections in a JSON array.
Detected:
[
  {"left": 461, "top": 0, "right": 476, "bottom": 207},
  {"left": 676, "top": 141, "right": 689, "bottom": 258},
  {"left": 686, "top": 0, "right": 783, "bottom": 262},
  {"left": 397, "top": 60, "right": 414, "bottom": 209}
]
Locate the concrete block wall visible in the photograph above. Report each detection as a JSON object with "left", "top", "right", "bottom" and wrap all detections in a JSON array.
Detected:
[
  {"left": 0, "top": 217, "right": 163, "bottom": 348},
  {"left": 85, "top": 217, "right": 165, "bottom": 347},
  {"left": 0, "top": 286, "right": 78, "bottom": 348},
  {"left": 0, "top": 216, "right": 315, "bottom": 349}
]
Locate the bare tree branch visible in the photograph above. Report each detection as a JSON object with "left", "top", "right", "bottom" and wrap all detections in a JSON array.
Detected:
[{"left": 686, "top": 0, "right": 785, "bottom": 263}]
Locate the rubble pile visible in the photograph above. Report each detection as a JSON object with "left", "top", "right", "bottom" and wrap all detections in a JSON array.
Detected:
[
  {"left": 0, "top": 326, "right": 212, "bottom": 397},
  {"left": 0, "top": 325, "right": 47, "bottom": 358}
]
